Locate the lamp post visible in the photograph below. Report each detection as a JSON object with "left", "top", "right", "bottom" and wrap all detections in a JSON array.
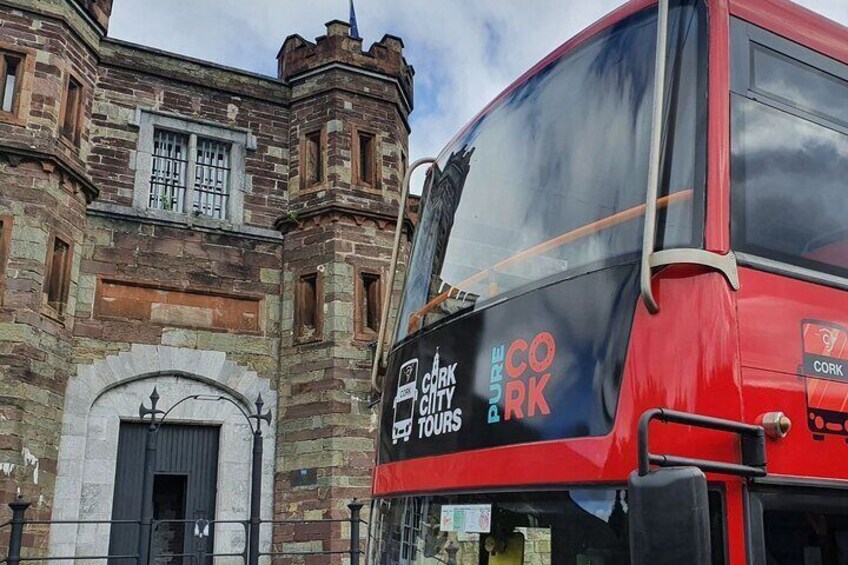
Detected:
[
  {"left": 247, "top": 394, "right": 272, "bottom": 565},
  {"left": 137, "top": 388, "right": 164, "bottom": 565},
  {"left": 137, "top": 387, "right": 272, "bottom": 565}
]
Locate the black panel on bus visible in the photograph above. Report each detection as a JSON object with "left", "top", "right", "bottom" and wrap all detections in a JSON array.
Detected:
[{"left": 379, "top": 263, "right": 640, "bottom": 464}]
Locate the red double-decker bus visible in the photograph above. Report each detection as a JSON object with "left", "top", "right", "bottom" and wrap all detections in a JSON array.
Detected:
[{"left": 367, "top": 0, "right": 848, "bottom": 563}]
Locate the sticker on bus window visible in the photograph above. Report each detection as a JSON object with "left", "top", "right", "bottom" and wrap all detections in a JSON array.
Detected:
[{"left": 440, "top": 504, "right": 492, "bottom": 533}]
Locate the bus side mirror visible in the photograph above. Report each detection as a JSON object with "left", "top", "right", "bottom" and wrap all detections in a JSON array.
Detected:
[{"left": 628, "top": 466, "right": 711, "bottom": 565}]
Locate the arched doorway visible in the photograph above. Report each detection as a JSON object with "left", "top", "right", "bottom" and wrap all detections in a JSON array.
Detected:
[{"left": 50, "top": 345, "right": 276, "bottom": 562}]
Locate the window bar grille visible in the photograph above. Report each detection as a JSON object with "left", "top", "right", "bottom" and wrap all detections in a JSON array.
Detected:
[
  {"left": 194, "top": 138, "right": 231, "bottom": 220},
  {"left": 149, "top": 130, "right": 188, "bottom": 213}
]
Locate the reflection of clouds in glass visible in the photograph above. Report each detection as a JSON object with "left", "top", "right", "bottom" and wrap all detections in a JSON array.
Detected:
[
  {"left": 738, "top": 98, "right": 848, "bottom": 161},
  {"left": 444, "top": 15, "right": 655, "bottom": 268},
  {"left": 732, "top": 95, "right": 848, "bottom": 270},
  {"left": 571, "top": 489, "right": 627, "bottom": 522},
  {"left": 396, "top": 3, "right": 705, "bottom": 340},
  {"left": 754, "top": 46, "right": 848, "bottom": 127}
]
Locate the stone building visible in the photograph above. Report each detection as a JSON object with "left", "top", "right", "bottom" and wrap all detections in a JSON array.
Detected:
[{"left": 0, "top": 0, "right": 414, "bottom": 559}]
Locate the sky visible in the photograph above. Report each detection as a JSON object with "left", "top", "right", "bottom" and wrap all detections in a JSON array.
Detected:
[{"left": 109, "top": 0, "right": 848, "bottom": 186}]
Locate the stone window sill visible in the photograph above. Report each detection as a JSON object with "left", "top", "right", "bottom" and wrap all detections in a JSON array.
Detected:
[
  {"left": 87, "top": 202, "right": 283, "bottom": 243},
  {"left": 0, "top": 110, "right": 25, "bottom": 127},
  {"left": 58, "top": 132, "right": 80, "bottom": 153},
  {"left": 41, "top": 303, "right": 67, "bottom": 325},
  {"left": 293, "top": 334, "right": 323, "bottom": 346}
]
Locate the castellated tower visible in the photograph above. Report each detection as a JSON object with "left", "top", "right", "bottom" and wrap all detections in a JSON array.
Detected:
[
  {"left": 274, "top": 18, "right": 414, "bottom": 532},
  {"left": 0, "top": 0, "right": 108, "bottom": 521}
]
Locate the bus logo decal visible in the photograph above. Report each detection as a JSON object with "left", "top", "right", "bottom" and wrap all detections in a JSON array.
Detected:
[
  {"left": 391, "top": 350, "right": 464, "bottom": 445},
  {"left": 392, "top": 359, "right": 419, "bottom": 445},
  {"left": 800, "top": 320, "right": 848, "bottom": 438},
  {"left": 821, "top": 327, "right": 841, "bottom": 356},
  {"left": 416, "top": 349, "right": 463, "bottom": 439},
  {"left": 488, "top": 331, "right": 556, "bottom": 425}
]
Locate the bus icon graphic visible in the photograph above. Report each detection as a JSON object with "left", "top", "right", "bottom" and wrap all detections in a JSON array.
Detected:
[
  {"left": 392, "top": 359, "right": 419, "bottom": 445},
  {"left": 801, "top": 320, "right": 848, "bottom": 437}
]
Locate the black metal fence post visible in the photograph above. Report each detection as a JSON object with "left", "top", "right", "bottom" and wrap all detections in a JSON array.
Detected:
[
  {"left": 138, "top": 388, "right": 163, "bottom": 565},
  {"left": 348, "top": 500, "right": 363, "bottom": 565},
  {"left": 7, "top": 498, "right": 30, "bottom": 565},
  {"left": 247, "top": 428, "right": 263, "bottom": 565},
  {"left": 248, "top": 394, "right": 271, "bottom": 565}
]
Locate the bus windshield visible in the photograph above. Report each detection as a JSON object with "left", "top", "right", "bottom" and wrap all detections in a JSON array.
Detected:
[
  {"left": 369, "top": 490, "right": 725, "bottom": 564},
  {"left": 397, "top": 0, "right": 706, "bottom": 341},
  {"left": 370, "top": 490, "right": 631, "bottom": 565}
]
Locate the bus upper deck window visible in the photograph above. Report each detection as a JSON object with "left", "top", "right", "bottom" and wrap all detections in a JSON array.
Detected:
[{"left": 732, "top": 22, "right": 848, "bottom": 279}]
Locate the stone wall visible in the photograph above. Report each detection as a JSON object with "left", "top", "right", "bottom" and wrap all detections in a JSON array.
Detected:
[
  {"left": 0, "top": 4, "right": 99, "bottom": 174},
  {"left": 73, "top": 215, "right": 282, "bottom": 370},
  {"left": 0, "top": 159, "right": 90, "bottom": 526},
  {"left": 0, "top": 0, "right": 100, "bottom": 535}
]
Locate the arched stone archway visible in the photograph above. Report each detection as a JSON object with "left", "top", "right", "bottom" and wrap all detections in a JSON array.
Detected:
[{"left": 49, "top": 345, "right": 276, "bottom": 561}]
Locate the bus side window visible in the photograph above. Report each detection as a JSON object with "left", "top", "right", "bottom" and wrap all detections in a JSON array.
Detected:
[
  {"left": 751, "top": 489, "right": 848, "bottom": 565},
  {"left": 708, "top": 490, "right": 728, "bottom": 565}
]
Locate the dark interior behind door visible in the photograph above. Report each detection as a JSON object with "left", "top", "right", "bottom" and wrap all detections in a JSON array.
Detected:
[{"left": 108, "top": 422, "right": 220, "bottom": 565}]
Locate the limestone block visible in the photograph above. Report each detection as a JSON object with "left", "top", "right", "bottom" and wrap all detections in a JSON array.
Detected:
[
  {"left": 0, "top": 323, "right": 33, "bottom": 342},
  {"left": 260, "top": 267, "right": 281, "bottom": 284}
]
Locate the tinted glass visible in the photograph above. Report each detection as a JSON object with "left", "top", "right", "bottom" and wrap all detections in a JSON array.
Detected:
[
  {"left": 754, "top": 489, "right": 848, "bottom": 565},
  {"left": 731, "top": 95, "right": 848, "bottom": 277},
  {"left": 369, "top": 490, "right": 726, "bottom": 564},
  {"left": 397, "top": 1, "right": 706, "bottom": 340},
  {"left": 763, "top": 509, "right": 848, "bottom": 564},
  {"left": 369, "top": 490, "right": 630, "bottom": 565},
  {"left": 753, "top": 45, "right": 848, "bottom": 127}
]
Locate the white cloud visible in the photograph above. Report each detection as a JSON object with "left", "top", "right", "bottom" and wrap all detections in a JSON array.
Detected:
[{"left": 109, "top": 0, "right": 848, "bottom": 188}]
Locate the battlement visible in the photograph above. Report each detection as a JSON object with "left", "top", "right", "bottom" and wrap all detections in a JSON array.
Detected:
[
  {"left": 278, "top": 19, "right": 414, "bottom": 104},
  {"left": 74, "top": 0, "right": 113, "bottom": 32}
]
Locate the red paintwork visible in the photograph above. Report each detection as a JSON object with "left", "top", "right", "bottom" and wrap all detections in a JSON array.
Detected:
[
  {"left": 373, "top": 2, "right": 848, "bottom": 564},
  {"left": 738, "top": 269, "right": 848, "bottom": 455},
  {"left": 730, "top": 0, "right": 848, "bottom": 62},
  {"left": 706, "top": 0, "right": 731, "bottom": 252}
]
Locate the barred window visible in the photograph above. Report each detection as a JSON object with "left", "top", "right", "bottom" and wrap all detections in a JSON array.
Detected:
[
  {"left": 148, "top": 129, "right": 232, "bottom": 220},
  {"left": 150, "top": 129, "right": 188, "bottom": 212},
  {"left": 194, "top": 138, "right": 231, "bottom": 220}
]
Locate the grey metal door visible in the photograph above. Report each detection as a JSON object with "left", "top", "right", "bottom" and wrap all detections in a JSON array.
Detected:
[{"left": 108, "top": 422, "right": 220, "bottom": 565}]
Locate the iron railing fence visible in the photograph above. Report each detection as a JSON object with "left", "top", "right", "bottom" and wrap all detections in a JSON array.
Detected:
[
  {"left": 0, "top": 499, "right": 365, "bottom": 565},
  {"left": 259, "top": 502, "right": 364, "bottom": 562},
  {"left": 148, "top": 518, "right": 248, "bottom": 564}
]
